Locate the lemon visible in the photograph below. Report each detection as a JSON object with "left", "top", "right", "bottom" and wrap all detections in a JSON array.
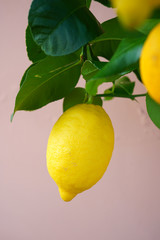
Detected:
[
  {"left": 46, "top": 104, "right": 114, "bottom": 201},
  {"left": 152, "top": 0, "right": 160, "bottom": 6},
  {"left": 111, "top": 0, "right": 160, "bottom": 28},
  {"left": 140, "top": 23, "right": 160, "bottom": 104}
]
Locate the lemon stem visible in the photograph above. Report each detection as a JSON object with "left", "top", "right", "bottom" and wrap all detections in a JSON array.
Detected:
[
  {"left": 95, "top": 93, "right": 147, "bottom": 100},
  {"left": 111, "top": 82, "right": 115, "bottom": 93},
  {"left": 87, "top": 95, "right": 94, "bottom": 104}
]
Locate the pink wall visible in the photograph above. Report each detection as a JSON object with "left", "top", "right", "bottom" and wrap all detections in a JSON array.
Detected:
[{"left": 1, "top": 1, "right": 160, "bottom": 239}]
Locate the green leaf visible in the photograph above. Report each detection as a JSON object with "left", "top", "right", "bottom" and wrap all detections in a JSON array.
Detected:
[
  {"left": 92, "top": 95, "right": 103, "bottom": 106},
  {"left": 133, "top": 68, "right": 142, "bottom": 83},
  {"left": 146, "top": 94, "right": 160, "bottom": 129},
  {"left": 151, "top": 8, "right": 160, "bottom": 19},
  {"left": 63, "top": 87, "right": 102, "bottom": 112},
  {"left": 28, "top": 0, "right": 103, "bottom": 56},
  {"left": 138, "top": 19, "right": 160, "bottom": 35},
  {"left": 91, "top": 18, "right": 144, "bottom": 60},
  {"left": 20, "top": 63, "right": 37, "bottom": 87},
  {"left": 26, "top": 26, "right": 46, "bottom": 63},
  {"left": 63, "top": 88, "right": 87, "bottom": 112},
  {"left": 114, "top": 77, "right": 135, "bottom": 95},
  {"left": 104, "top": 76, "right": 135, "bottom": 100},
  {"left": 86, "top": 0, "right": 92, "bottom": 8},
  {"left": 102, "top": 89, "right": 113, "bottom": 101},
  {"left": 82, "top": 60, "right": 106, "bottom": 81},
  {"left": 94, "top": 0, "right": 112, "bottom": 7},
  {"left": 13, "top": 53, "right": 81, "bottom": 115},
  {"left": 86, "top": 37, "right": 145, "bottom": 95},
  {"left": 92, "top": 18, "right": 144, "bottom": 43},
  {"left": 91, "top": 39, "right": 120, "bottom": 60}
]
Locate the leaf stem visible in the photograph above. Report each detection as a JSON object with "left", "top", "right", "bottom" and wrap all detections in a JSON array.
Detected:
[
  {"left": 87, "top": 95, "right": 94, "bottom": 104},
  {"left": 95, "top": 93, "right": 147, "bottom": 100},
  {"left": 82, "top": 45, "right": 88, "bottom": 62},
  {"left": 131, "top": 93, "right": 147, "bottom": 98}
]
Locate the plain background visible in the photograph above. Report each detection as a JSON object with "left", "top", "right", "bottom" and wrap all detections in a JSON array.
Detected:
[{"left": 1, "top": 1, "right": 160, "bottom": 239}]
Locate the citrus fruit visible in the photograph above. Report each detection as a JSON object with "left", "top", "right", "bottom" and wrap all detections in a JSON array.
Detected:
[
  {"left": 140, "top": 23, "right": 160, "bottom": 104},
  {"left": 111, "top": 0, "right": 160, "bottom": 28},
  {"left": 46, "top": 104, "right": 114, "bottom": 201}
]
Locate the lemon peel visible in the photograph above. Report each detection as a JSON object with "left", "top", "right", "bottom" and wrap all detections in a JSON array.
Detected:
[
  {"left": 111, "top": 0, "right": 160, "bottom": 28},
  {"left": 140, "top": 23, "right": 160, "bottom": 104},
  {"left": 46, "top": 104, "right": 114, "bottom": 201}
]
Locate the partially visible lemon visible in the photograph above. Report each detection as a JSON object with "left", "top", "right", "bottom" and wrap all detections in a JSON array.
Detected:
[
  {"left": 46, "top": 104, "right": 114, "bottom": 201},
  {"left": 111, "top": 0, "right": 160, "bottom": 28},
  {"left": 140, "top": 23, "right": 160, "bottom": 104},
  {"left": 152, "top": 0, "right": 160, "bottom": 6}
]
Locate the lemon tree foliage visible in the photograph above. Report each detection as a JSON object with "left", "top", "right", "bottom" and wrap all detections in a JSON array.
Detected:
[
  {"left": 94, "top": 0, "right": 111, "bottom": 7},
  {"left": 86, "top": 37, "right": 145, "bottom": 95},
  {"left": 81, "top": 60, "right": 106, "bottom": 81},
  {"left": 12, "top": 0, "right": 160, "bottom": 129},
  {"left": 104, "top": 76, "right": 135, "bottom": 100},
  {"left": 146, "top": 94, "right": 160, "bottom": 128},
  {"left": 86, "top": 0, "right": 92, "bottom": 8},
  {"left": 63, "top": 87, "right": 102, "bottom": 112},
  {"left": 26, "top": 26, "right": 46, "bottom": 63},
  {"left": 91, "top": 17, "right": 144, "bottom": 60},
  {"left": 13, "top": 54, "right": 81, "bottom": 114},
  {"left": 138, "top": 18, "right": 160, "bottom": 35},
  {"left": 28, "top": 0, "right": 103, "bottom": 56}
]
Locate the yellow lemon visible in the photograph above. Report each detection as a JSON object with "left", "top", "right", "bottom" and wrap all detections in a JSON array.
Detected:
[
  {"left": 140, "top": 23, "right": 160, "bottom": 104},
  {"left": 152, "top": 0, "right": 160, "bottom": 6},
  {"left": 111, "top": 0, "right": 160, "bottom": 28},
  {"left": 46, "top": 104, "right": 114, "bottom": 201}
]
